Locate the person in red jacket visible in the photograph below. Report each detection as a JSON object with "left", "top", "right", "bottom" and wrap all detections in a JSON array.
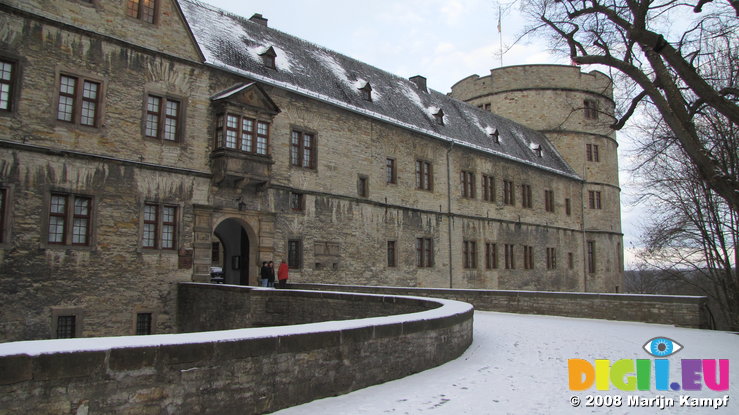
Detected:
[{"left": 277, "top": 259, "right": 289, "bottom": 289}]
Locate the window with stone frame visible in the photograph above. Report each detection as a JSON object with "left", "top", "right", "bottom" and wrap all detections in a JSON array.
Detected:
[
  {"left": 521, "top": 184, "right": 532, "bottom": 208},
  {"left": 215, "top": 114, "right": 270, "bottom": 155},
  {"left": 415, "top": 160, "right": 433, "bottom": 191},
  {"left": 57, "top": 74, "right": 102, "bottom": 127},
  {"left": 504, "top": 243, "right": 515, "bottom": 269},
  {"left": 584, "top": 99, "right": 598, "bottom": 120},
  {"left": 357, "top": 175, "right": 369, "bottom": 198},
  {"left": 461, "top": 170, "right": 475, "bottom": 199},
  {"left": 586, "top": 143, "right": 600, "bottom": 162},
  {"left": 485, "top": 242, "right": 497, "bottom": 269},
  {"left": 145, "top": 95, "right": 182, "bottom": 142},
  {"left": 288, "top": 239, "right": 303, "bottom": 268},
  {"left": 289, "top": 192, "right": 304, "bottom": 211},
  {"left": 565, "top": 198, "right": 572, "bottom": 216},
  {"left": 386, "top": 158, "right": 397, "bottom": 184},
  {"left": 136, "top": 313, "right": 152, "bottom": 335},
  {"left": 588, "top": 190, "right": 602, "bottom": 209},
  {"left": 47, "top": 193, "right": 92, "bottom": 247},
  {"left": 463, "top": 240, "right": 477, "bottom": 269},
  {"left": 0, "top": 188, "right": 6, "bottom": 243},
  {"left": 290, "top": 130, "right": 316, "bottom": 169},
  {"left": 523, "top": 245, "right": 534, "bottom": 270},
  {"left": 142, "top": 203, "right": 177, "bottom": 250},
  {"left": 544, "top": 189, "right": 555, "bottom": 212},
  {"left": 416, "top": 237, "right": 434, "bottom": 268},
  {"left": 568, "top": 252, "right": 574, "bottom": 269},
  {"left": 127, "top": 0, "right": 157, "bottom": 24},
  {"left": 482, "top": 174, "right": 495, "bottom": 202},
  {"left": 503, "top": 180, "right": 514, "bottom": 205},
  {"left": 56, "top": 315, "right": 77, "bottom": 339},
  {"left": 387, "top": 240, "right": 397, "bottom": 267},
  {"left": 587, "top": 241, "right": 596, "bottom": 273},
  {"left": 546, "top": 247, "right": 557, "bottom": 270},
  {"left": 0, "top": 58, "right": 17, "bottom": 112}
]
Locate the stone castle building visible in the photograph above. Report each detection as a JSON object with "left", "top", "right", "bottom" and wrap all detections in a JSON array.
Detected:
[{"left": 0, "top": 0, "right": 623, "bottom": 342}]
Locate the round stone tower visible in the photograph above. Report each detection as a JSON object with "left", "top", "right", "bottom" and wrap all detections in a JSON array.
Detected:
[{"left": 450, "top": 64, "right": 624, "bottom": 292}]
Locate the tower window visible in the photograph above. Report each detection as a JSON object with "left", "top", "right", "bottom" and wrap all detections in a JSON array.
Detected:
[{"left": 584, "top": 99, "right": 598, "bottom": 120}]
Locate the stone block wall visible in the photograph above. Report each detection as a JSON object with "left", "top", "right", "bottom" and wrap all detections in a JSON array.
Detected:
[
  {"left": 0, "top": 284, "right": 473, "bottom": 414},
  {"left": 292, "top": 283, "right": 709, "bottom": 329}
]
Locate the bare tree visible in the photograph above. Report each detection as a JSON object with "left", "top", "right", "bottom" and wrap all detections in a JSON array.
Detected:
[
  {"left": 520, "top": 0, "right": 739, "bottom": 214},
  {"left": 628, "top": 34, "right": 738, "bottom": 328}
]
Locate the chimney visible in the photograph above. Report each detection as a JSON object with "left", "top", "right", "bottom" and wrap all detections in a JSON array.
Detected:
[
  {"left": 250, "top": 13, "right": 268, "bottom": 27},
  {"left": 409, "top": 75, "right": 427, "bottom": 93}
]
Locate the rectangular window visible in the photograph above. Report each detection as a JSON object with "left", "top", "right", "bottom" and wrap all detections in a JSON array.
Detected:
[
  {"left": 546, "top": 247, "right": 557, "bottom": 270},
  {"left": 544, "top": 190, "right": 555, "bottom": 212},
  {"left": 142, "top": 203, "right": 177, "bottom": 250},
  {"left": 291, "top": 130, "right": 316, "bottom": 169},
  {"left": 215, "top": 114, "right": 270, "bottom": 155},
  {"left": 485, "top": 242, "right": 497, "bottom": 270},
  {"left": 584, "top": 99, "right": 598, "bottom": 120},
  {"left": 461, "top": 170, "right": 475, "bottom": 199},
  {"left": 565, "top": 198, "right": 572, "bottom": 216},
  {"left": 521, "top": 184, "right": 532, "bottom": 208},
  {"left": 290, "top": 192, "right": 304, "bottom": 211},
  {"left": 387, "top": 241, "right": 396, "bottom": 267},
  {"left": 587, "top": 241, "right": 596, "bottom": 273},
  {"left": 504, "top": 244, "right": 515, "bottom": 270},
  {"left": 523, "top": 245, "right": 534, "bottom": 270},
  {"left": 56, "top": 315, "right": 77, "bottom": 339},
  {"left": 0, "top": 188, "right": 6, "bottom": 243},
  {"left": 136, "top": 313, "right": 152, "bottom": 335},
  {"left": 463, "top": 240, "right": 477, "bottom": 269},
  {"left": 503, "top": 180, "right": 514, "bottom": 205},
  {"left": 358, "top": 175, "right": 369, "bottom": 198},
  {"left": 0, "top": 59, "right": 15, "bottom": 112},
  {"left": 386, "top": 158, "right": 396, "bottom": 184},
  {"left": 568, "top": 252, "right": 574, "bottom": 269},
  {"left": 145, "top": 95, "right": 181, "bottom": 141},
  {"left": 586, "top": 144, "right": 600, "bottom": 162},
  {"left": 288, "top": 239, "right": 303, "bottom": 268},
  {"left": 48, "top": 193, "right": 92, "bottom": 246},
  {"left": 57, "top": 75, "right": 101, "bottom": 127},
  {"left": 127, "top": 0, "right": 157, "bottom": 24},
  {"left": 588, "top": 190, "right": 602, "bottom": 209},
  {"left": 416, "top": 237, "right": 433, "bottom": 268},
  {"left": 482, "top": 174, "right": 495, "bottom": 202},
  {"left": 415, "top": 160, "right": 433, "bottom": 191}
]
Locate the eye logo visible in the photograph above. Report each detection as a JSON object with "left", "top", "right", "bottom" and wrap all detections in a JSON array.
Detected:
[{"left": 643, "top": 337, "right": 683, "bottom": 357}]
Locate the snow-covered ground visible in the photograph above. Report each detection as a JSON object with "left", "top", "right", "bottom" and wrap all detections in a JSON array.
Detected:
[{"left": 275, "top": 311, "right": 738, "bottom": 414}]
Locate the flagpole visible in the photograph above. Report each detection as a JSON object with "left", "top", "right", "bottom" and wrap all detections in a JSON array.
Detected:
[{"left": 497, "top": 4, "right": 503, "bottom": 67}]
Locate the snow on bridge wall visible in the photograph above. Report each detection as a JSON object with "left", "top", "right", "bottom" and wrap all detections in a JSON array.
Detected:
[
  {"left": 292, "top": 284, "right": 709, "bottom": 329},
  {"left": 0, "top": 284, "right": 473, "bottom": 414}
]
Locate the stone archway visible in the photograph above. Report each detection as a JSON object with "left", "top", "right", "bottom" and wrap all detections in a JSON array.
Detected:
[{"left": 214, "top": 218, "right": 255, "bottom": 285}]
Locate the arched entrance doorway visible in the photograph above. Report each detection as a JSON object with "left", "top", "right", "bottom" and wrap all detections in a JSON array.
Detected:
[{"left": 213, "top": 218, "right": 251, "bottom": 285}]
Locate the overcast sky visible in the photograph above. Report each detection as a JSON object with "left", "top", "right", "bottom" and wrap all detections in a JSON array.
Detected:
[{"left": 197, "top": 0, "right": 643, "bottom": 268}]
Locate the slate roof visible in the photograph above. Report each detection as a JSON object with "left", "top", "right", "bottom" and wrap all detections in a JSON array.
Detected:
[{"left": 178, "top": 0, "right": 580, "bottom": 179}]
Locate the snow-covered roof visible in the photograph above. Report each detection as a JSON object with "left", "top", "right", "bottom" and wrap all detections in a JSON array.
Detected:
[{"left": 178, "top": 0, "right": 579, "bottom": 179}]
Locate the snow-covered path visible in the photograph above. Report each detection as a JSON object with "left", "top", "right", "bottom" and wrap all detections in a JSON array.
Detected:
[{"left": 275, "top": 311, "right": 738, "bottom": 414}]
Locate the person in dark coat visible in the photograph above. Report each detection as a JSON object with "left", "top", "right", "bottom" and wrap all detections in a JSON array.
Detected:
[
  {"left": 259, "top": 261, "right": 270, "bottom": 287},
  {"left": 277, "top": 260, "right": 289, "bottom": 289},
  {"left": 267, "top": 261, "right": 276, "bottom": 287}
]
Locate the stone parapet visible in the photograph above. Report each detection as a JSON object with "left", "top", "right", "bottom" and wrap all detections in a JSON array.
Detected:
[{"left": 0, "top": 284, "right": 473, "bottom": 414}]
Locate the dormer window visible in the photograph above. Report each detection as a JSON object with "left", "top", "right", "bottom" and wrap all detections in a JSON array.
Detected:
[
  {"left": 259, "top": 46, "right": 277, "bottom": 70},
  {"left": 433, "top": 108, "right": 445, "bottom": 125},
  {"left": 358, "top": 82, "right": 372, "bottom": 102},
  {"left": 530, "top": 143, "right": 543, "bottom": 157},
  {"left": 488, "top": 127, "right": 500, "bottom": 143}
]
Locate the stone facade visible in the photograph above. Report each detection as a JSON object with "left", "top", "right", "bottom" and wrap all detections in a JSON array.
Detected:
[{"left": 0, "top": 0, "right": 623, "bottom": 341}]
